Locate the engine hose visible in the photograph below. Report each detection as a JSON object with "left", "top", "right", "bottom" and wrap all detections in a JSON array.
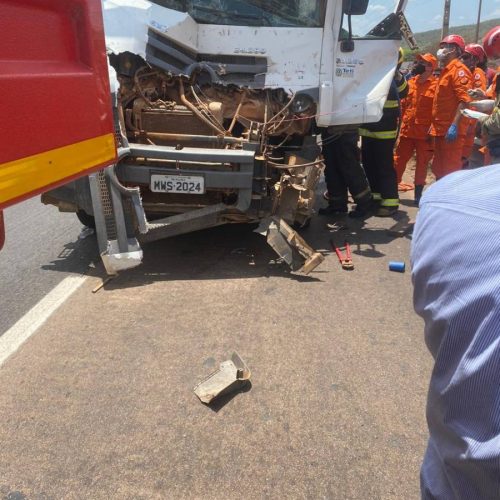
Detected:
[{"left": 178, "top": 79, "right": 226, "bottom": 136}]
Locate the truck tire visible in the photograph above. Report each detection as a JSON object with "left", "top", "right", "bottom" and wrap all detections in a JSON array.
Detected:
[{"left": 76, "top": 209, "right": 95, "bottom": 229}]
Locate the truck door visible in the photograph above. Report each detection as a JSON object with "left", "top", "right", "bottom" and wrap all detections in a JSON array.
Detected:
[
  {"left": 318, "top": 0, "right": 405, "bottom": 127},
  {"left": 0, "top": 0, "right": 116, "bottom": 248}
]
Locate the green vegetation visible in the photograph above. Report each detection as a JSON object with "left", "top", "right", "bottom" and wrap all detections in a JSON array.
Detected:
[{"left": 405, "top": 18, "right": 500, "bottom": 59}]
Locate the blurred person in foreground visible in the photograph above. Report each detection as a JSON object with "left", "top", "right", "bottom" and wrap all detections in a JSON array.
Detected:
[
  {"left": 412, "top": 29, "right": 500, "bottom": 500},
  {"left": 412, "top": 163, "right": 500, "bottom": 500}
]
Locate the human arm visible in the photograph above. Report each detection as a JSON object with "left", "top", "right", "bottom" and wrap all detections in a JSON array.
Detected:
[
  {"left": 469, "top": 88, "right": 487, "bottom": 98},
  {"left": 445, "top": 102, "right": 467, "bottom": 141},
  {"left": 481, "top": 105, "right": 500, "bottom": 137},
  {"left": 395, "top": 70, "right": 409, "bottom": 100},
  {"left": 446, "top": 67, "right": 473, "bottom": 141}
]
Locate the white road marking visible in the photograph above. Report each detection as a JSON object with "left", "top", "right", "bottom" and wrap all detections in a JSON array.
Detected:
[{"left": 0, "top": 275, "right": 87, "bottom": 367}]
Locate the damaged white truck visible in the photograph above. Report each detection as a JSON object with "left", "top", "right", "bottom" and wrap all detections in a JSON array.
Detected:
[{"left": 42, "top": 0, "right": 412, "bottom": 274}]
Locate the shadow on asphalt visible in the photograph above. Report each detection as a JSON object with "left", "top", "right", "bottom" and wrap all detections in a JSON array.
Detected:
[
  {"left": 40, "top": 233, "right": 99, "bottom": 275},
  {"left": 92, "top": 223, "right": 324, "bottom": 289},
  {"left": 310, "top": 209, "right": 413, "bottom": 254},
  {"left": 39, "top": 196, "right": 413, "bottom": 288},
  {"left": 205, "top": 381, "right": 253, "bottom": 413},
  {"left": 398, "top": 198, "right": 418, "bottom": 208},
  {"left": 96, "top": 211, "right": 410, "bottom": 289}
]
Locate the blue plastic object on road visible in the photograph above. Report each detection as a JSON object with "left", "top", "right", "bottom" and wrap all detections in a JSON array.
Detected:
[{"left": 389, "top": 261, "right": 405, "bottom": 272}]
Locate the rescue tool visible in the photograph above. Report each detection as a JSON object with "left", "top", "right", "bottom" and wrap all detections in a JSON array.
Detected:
[{"left": 330, "top": 240, "right": 354, "bottom": 271}]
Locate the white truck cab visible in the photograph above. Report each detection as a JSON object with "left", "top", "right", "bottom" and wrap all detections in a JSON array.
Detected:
[{"left": 40, "top": 0, "right": 411, "bottom": 274}]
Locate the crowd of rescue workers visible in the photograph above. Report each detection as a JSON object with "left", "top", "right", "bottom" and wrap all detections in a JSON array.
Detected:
[{"left": 318, "top": 27, "right": 500, "bottom": 218}]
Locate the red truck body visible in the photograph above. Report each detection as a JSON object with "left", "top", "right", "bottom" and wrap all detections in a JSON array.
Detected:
[{"left": 0, "top": 0, "right": 116, "bottom": 247}]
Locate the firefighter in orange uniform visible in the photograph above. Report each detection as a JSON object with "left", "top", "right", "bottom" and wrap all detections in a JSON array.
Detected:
[
  {"left": 429, "top": 34, "right": 473, "bottom": 179},
  {"left": 394, "top": 53, "right": 438, "bottom": 205},
  {"left": 460, "top": 44, "right": 488, "bottom": 165}
]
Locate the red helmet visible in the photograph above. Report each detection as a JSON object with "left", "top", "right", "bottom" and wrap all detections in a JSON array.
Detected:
[
  {"left": 483, "top": 26, "right": 500, "bottom": 59},
  {"left": 440, "top": 34, "right": 465, "bottom": 52},
  {"left": 465, "top": 43, "right": 487, "bottom": 63}
]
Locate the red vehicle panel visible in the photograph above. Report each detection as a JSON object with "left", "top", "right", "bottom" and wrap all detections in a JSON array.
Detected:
[{"left": 0, "top": 0, "right": 116, "bottom": 211}]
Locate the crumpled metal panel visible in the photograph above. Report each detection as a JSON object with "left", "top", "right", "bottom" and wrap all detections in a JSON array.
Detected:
[
  {"left": 257, "top": 217, "right": 324, "bottom": 274},
  {"left": 194, "top": 352, "right": 251, "bottom": 405}
]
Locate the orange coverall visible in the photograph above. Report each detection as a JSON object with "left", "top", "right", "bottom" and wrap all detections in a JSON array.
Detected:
[
  {"left": 394, "top": 75, "right": 438, "bottom": 186},
  {"left": 462, "top": 67, "right": 487, "bottom": 161},
  {"left": 430, "top": 59, "right": 473, "bottom": 179}
]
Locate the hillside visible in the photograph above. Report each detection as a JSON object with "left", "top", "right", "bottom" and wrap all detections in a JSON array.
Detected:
[{"left": 411, "top": 18, "right": 499, "bottom": 55}]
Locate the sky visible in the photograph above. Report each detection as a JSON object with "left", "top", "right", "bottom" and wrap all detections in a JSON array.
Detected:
[{"left": 352, "top": 0, "right": 500, "bottom": 35}]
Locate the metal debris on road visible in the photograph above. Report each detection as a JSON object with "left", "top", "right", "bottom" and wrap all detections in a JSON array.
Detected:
[
  {"left": 92, "top": 276, "right": 115, "bottom": 294},
  {"left": 194, "top": 352, "right": 251, "bottom": 405},
  {"left": 258, "top": 217, "right": 324, "bottom": 274},
  {"left": 327, "top": 222, "right": 349, "bottom": 232}
]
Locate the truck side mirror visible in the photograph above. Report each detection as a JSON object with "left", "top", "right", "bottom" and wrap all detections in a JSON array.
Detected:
[
  {"left": 342, "top": 0, "right": 369, "bottom": 15},
  {"left": 341, "top": 40, "right": 355, "bottom": 53},
  {"left": 341, "top": 0, "right": 369, "bottom": 52}
]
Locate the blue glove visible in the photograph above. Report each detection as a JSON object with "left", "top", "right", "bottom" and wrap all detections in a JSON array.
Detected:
[{"left": 445, "top": 123, "right": 458, "bottom": 142}]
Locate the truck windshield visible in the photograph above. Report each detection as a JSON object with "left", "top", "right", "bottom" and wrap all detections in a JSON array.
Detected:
[{"left": 151, "top": 1, "right": 326, "bottom": 27}]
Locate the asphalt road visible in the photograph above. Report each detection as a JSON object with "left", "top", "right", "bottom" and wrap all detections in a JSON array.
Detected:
[
  {"left": 0, "top": 191, "right": 432, "bottom": 500},
  {"left": 0, "top": 198, "right": 98, "bottom": 335}
]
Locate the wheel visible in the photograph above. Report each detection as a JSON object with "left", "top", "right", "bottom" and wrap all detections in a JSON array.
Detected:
[{"left": 76, "top": 209, "right": 95, "bottom": 229}]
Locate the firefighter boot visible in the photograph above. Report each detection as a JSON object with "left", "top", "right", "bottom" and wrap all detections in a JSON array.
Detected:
[
  {"left": 319, "top": 204, "right": 348, "bottom": 215},
  {"left": 414, "top": 185, "right": 424, "bottom": 207},
  {"left": 348, "top": 194, "right": 377, "bottom": 219},
  {"left": 376, "top": 205, "right": 399, "bottom": 217},
  {"left": 319, "top": 194, "right": 348, "bottom": 215}
]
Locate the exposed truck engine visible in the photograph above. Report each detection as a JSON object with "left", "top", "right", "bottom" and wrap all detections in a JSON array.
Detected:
[
  {"left": 110, "top": 49, "right": 320, "bottom": 228},
  {"left": 41, "top": 0, "right": 411, "bottom": 274}
]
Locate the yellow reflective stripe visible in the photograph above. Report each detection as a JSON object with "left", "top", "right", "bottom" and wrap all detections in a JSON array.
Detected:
[
  {"left": 372, "top": 192, "right": 382, "bottom": 200},
  {"left": 397, "top": 80, "right": 408, "bottom": 93},
  {"left": 380, "top": 198, "right": 399, "bottom": 207},
  {"left": 0, "top": 134, "right": 116, "bottom": 208},
  {"left": 384, "top": 100, "right": 399, "bottom": 108},
  {"left": 359, "top": 128, "right": 398, "bottom": 139}
]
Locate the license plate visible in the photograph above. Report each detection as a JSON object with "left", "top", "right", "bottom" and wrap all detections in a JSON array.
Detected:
[{"left": 150, "top": 174, "right": 205, "bottom": 194}]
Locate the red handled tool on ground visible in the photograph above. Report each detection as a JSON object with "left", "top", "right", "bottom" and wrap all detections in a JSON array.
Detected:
[{"left": 330, "top": 239, "right": 354, "bottom": 270}]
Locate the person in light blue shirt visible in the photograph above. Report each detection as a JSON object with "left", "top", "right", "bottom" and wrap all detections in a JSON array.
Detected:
[{"left": 411, "top": 165, "right": 500, "bottom": 499}]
